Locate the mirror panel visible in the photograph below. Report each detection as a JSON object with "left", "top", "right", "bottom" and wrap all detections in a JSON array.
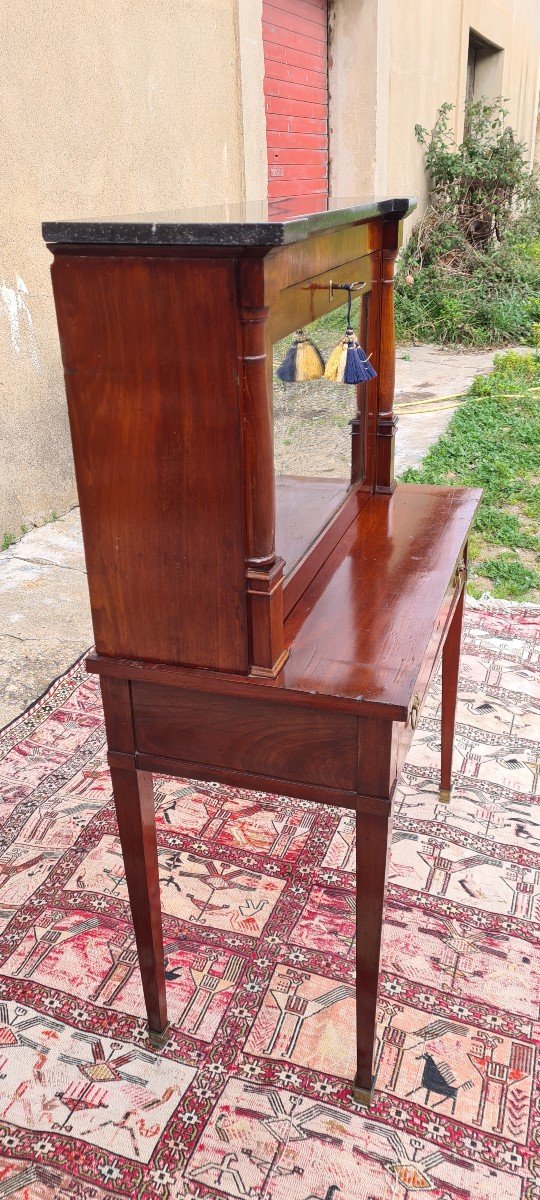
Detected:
[{"left": 273, "top": 298, "right": 368, "bottom": 575}]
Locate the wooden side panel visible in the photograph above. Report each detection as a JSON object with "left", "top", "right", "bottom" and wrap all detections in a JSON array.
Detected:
[
  {"left": 51, "top": 253, "right": 248, "bottom": 672},
  {"left": 131, "top": 683, "right": 358, "bottom": 791}
]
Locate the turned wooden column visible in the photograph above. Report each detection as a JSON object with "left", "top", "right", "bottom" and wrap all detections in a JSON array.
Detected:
[
  {"left": 376, "top": 221, "right": 400, "bottom": 493},
  {"left": 350, "top": 291, "right": 368, "bottom": 485},
  {"left": 351, "top": 265, "right": 382, "bottom": 488},
  {"left": 239, "top": 259, "right": 288, "bottom": 677}
]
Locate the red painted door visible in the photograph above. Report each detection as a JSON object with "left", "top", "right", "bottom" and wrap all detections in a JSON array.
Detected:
[{"left": 263, "top": 0, "right": 328, "bottom": 206}]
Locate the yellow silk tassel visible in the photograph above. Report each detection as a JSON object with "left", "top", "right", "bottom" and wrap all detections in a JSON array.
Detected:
[
  {"left": 324, "top": 339, "right": 347, "bottom": 381},
  {"left": 296, "top": 339, "right": 325, "bottom": 380},
  {"left": 276, "top": 329, "right": 325, "bottom": 382}
]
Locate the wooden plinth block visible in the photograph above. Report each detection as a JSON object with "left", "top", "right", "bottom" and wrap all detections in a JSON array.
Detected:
[
  {"left": 375, "top": 413, "right": 398, "bottom": 494},
  {"left": 247, "top": 556, "right": 289, "bottom": 676}
]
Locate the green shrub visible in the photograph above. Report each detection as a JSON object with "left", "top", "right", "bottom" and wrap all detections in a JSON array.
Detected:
[{"left": 396, "top": 100, "right": 540, "bottom": 347}]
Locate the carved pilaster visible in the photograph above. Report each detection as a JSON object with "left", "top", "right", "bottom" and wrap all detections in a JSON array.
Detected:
[
  {"left": 351, "top": 273, "right": 381, "bottom": 488},
  {"left": 239, "top": 259, "right": 288, "bottom": 676}
]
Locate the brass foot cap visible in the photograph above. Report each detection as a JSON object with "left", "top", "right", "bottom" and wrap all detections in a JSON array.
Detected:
[
  {"left": 352, "top": 1084, "right": 372, "bottom": 1108},
  {"left": 147, "top": 1022, "right": 170, "bottom": 1048},
  {"left": 439, "top": 788, "right": 452, "bottom": 804}
]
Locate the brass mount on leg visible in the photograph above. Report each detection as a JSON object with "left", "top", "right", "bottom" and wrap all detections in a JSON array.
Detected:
[
  {"left": 148, "top": 1022, "right": 171, "bottom": 1049},
  {"left": 352, "top": 1077, "right": 373, "bottom": 1107}
]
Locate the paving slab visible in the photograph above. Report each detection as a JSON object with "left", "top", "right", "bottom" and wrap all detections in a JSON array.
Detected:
[
  {"left": 394, "top": 344, "right": 501, "bottom": 402},
  {"left": 393, "top": 344, "right": 530, "bottom": 473},
  {"left": 0, "top": 509, "right": 93, "bottom": 728},
  {"left": 0, "top": 345, "right": 520, "bottom": 728}
]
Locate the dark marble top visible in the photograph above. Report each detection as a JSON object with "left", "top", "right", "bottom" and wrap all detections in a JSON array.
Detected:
[{"left": 42, "top": 196, "right": 416, "bottom": 247}]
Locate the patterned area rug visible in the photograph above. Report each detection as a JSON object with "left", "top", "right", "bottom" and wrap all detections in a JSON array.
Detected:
[{"left": 0, "top": 602, "right": 538, "bottom": 1200}]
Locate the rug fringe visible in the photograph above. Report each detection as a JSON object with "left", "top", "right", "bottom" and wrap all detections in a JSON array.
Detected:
[{"left": 466, "top": 592, "right": 540, "bottom": 614}]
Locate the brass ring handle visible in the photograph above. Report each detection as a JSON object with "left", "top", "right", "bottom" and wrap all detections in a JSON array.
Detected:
[
  {"left": 453, "top": 559, "right": 468, "bottom": 590},
  {"left": 301, "top": 279, "right": 368, "bottom": 302},
  {"left": 328, "top": 279, "right": 367, "bottom": 302},
  {"left": 410, "top": 694, "right": 421, "bottom": 730}
]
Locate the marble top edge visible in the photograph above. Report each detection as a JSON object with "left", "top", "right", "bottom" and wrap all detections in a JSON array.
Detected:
[{"left": 42, "top": 196, "right": 417, "bottom": 246}]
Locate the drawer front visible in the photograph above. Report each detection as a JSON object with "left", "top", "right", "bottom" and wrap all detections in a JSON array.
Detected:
[{"left": 132, "top": 684, "right": 358, "bottom": 792}]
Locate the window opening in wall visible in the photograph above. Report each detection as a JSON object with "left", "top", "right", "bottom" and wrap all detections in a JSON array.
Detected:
[{"left": 466, "top": 30, "right": 503, "bottom": 108}]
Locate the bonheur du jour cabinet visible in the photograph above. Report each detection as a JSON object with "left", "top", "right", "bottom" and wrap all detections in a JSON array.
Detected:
[{"left": 43, "top": 196, "right": 481, "bottom": 1104}]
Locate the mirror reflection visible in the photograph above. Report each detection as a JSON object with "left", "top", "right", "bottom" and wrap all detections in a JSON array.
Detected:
[
  {"left": 273, "top": 298, "right": 362, "bottom": 480},
  {"left": 272, "top": 299, "right": 368, "bottom": 576}
]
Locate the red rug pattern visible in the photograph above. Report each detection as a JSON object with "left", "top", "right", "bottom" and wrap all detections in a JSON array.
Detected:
[{"left": 0, "top": 603, "right": 538, "bottom": 1199}]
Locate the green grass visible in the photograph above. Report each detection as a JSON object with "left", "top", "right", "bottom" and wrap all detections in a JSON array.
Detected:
[
  {"left": 474, "top": 552, "right": 539, "bottom": 598},
  {"left": 400, "top": 351, "right": 540, "bottom": 601},
  {"left": 395, "top": 240, "right": 540, "bottom": 348},
  {"left": 1, "top": 519, "right": 46, "bottom": 554}
]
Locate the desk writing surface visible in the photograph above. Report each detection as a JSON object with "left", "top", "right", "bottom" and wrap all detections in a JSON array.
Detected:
[{"left": 280, "top": 483, "right": 481, "bottom": 711}]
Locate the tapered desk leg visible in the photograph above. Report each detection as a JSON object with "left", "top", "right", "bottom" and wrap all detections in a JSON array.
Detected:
[
  {"left": 440, "top": 583, "right": 466, "bottom": 804},
  {"left": 109, "top": 765, "right": 168, "bottom": 1040},
  {"left": 354, "top": 804, "right": 391, "bottom": 1105}
]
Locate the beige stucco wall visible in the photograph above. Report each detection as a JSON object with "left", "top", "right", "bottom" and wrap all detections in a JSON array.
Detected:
[
  {"left": 386, "top": 0, "right": 464, "bottom": 212},
  {"left": 328, "top": 0, "right": 391, "bottom": 197},
  {"left": 330, "top": 0, "right": 540, "bottom": 227},
  {"left": 0, "top": 0, "right": 266, "bottom": 539}
]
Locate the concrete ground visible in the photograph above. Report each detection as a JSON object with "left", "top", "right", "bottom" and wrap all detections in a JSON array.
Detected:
[
  {"left": 394, "top": 344, "right": 505, "bottom": 475},
  {"left": 0, "top": 344, "right": 507, "bottom": 729},
  {"left": 0, "top": 511, "right": 93, "bottom": 728}
]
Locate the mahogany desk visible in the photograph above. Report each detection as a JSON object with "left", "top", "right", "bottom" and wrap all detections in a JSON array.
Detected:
[{"left": 43, "top": 198, "right": 481, "bottom": 1105}]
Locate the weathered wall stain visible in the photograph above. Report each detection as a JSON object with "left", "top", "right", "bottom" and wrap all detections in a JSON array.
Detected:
[{"left": 0, "top": 276, "right": 41, "bottom": 374}]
